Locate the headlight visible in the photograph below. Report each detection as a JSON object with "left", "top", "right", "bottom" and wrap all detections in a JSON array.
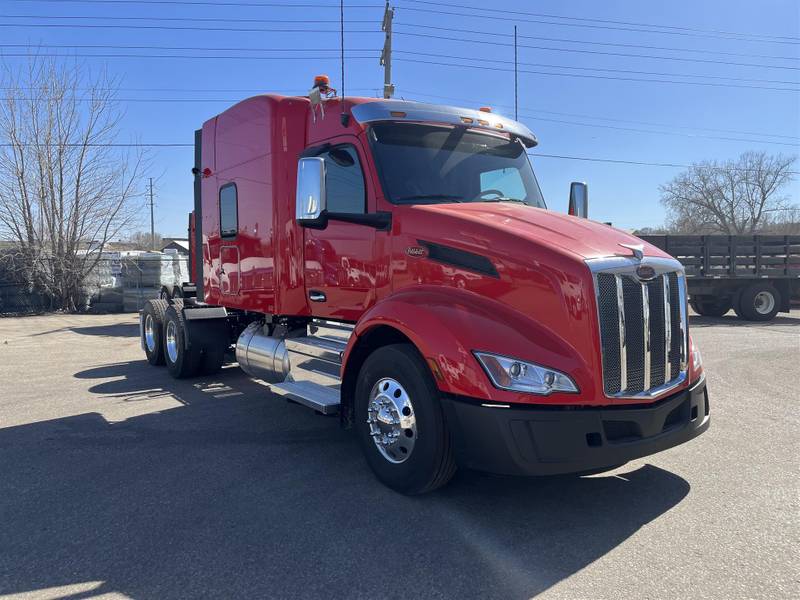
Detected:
[
  {"left": 692, "top": 339, "right": 702, "bottom": 371},
  {"left": 473, "top": 352, "right": 578, "bottom": 395}
]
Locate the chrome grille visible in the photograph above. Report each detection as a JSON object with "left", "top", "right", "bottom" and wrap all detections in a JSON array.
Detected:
[{"left": 591, "top": 258, "right": 687, "bottom": 399}]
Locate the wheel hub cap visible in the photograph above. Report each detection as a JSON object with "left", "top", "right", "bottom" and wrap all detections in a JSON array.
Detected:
[
  {"left": 165, "top": 320, "right": 179, "bottom": 363},
  {"left": 754, "top": 291, "right": 775, "bottom": 315},
  {"left": 144, "top": 314, "right": 156, "bottom": 352},
  {"left": 366, "top": 377, "right": 417, "bottom": 464}
]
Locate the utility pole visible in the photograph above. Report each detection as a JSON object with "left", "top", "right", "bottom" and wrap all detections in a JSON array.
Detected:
[
  {"left": 149, "top": 177, "right": 155, "bottom": 251},
  {"left": 380, "top": 1, "right": 395, "bottom": 99},
  {"left": 514, "top": 25, "right": 518, "bottom": 121}
]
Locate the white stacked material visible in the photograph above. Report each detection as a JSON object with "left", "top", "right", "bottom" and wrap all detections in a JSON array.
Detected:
[{"left": 122, "top": 287, "right": 162, "bottom": 313}]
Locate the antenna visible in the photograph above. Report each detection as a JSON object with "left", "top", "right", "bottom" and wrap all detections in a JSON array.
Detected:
[
  {"left": 149, "top": 177, "right": 155, "bottom": 250},
  {"left": 381, "top": 1, "right": 395, "bottom": 99},
  {"left": 340, "top": 0, "right": 349, "bottom": 126},
  {"left": 514, "top": 25, "right": 518, "bottom": 121}
]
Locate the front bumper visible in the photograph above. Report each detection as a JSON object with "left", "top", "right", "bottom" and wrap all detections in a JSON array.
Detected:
[{"left": 440, "top": 376, "right": 709, "bottom": 476}]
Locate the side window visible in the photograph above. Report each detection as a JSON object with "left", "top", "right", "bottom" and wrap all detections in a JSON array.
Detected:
[
  {"left": 219, "top": 183, "right": 238, "bottom": 239},
  {"left": 479, "top": 168, "right": 527, "bottom": 201},
  {"left": 321, "top": 146, "right": 366, "bottom": 214}
]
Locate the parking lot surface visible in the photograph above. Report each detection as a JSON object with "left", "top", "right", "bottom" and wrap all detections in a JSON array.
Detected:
[{"left": 0, "top": 311, "right": 798, "bottom": 600}]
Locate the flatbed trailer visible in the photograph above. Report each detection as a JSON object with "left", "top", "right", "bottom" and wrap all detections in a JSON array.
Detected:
[{"left": 639, "top": 234, "right": 800, "bottom": 321}]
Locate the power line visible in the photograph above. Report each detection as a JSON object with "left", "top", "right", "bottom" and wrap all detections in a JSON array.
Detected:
[
  {"left": 3, "top": 90, "right": 796, "bottom": 147},
  {"left": 3, "top": 49, "right": 793, "bottom": 91},
  {"left": 0, "top": 13, "right": 379, "bottom": 24},
  {"left": 400, "top": 0, "right": 800, "bottom": 43},
  {"left": 7, "top": 13, "right": 798, "bottom": 61},
  {"left": 0, "top": 85, "right": 378, "bottom": 93},
  {"left": 0, "top": 23, "right": 379, "bottom": 34},
  {"left": 397, "top": 2, "right": 800, "bottom": 45},
  {"left": 394, "top": 57, "right": 800, "bottom": 92},
  {"left": 401, "top": 89, "right": 799, "bottom": 141},
  {"left": 5, "top": 43, "right": 795, "bottom": 87},
  {"left": 0, "top": 52, "right": 379, "bottom": 61},
  {"left": 396, "top": 22, "right": 800, "bottom": 62},
  {"left": 393, "top": 30, "right": 800, "bottom": 71},
  {"left": 6, "top": 0, "right": 382, "bottom": 7},
  {"left": 0, "top": 44, "right": 378, "bottom": 52},
  {"left": 528, "top": 152, "right": 800, "bottom": 175},
  {"left": 5, "top": 19, "right": 795, "bottom": 71},
  {"left": 2, "top": 142, "right": 793, "bottom": 174},
  {"left": 393, "top": 50, "right": 800, "bottom": 87}
]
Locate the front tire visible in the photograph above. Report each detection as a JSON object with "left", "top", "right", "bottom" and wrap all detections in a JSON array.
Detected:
[
  {"left": 355, "top": 344, "right": 456, "bottom": 494},
  {"left": 163, "top": 305, "right": 202, "bottom": 378},
  {"left": 735, "top": 282, "right": 780, "bottom": 321}
]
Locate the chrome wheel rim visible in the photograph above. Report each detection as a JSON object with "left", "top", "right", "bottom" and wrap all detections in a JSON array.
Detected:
[
  {"left": 144, "top": 314, "right": 156, "bottom": 352},
  {"left": 754, "top": 291, "right": 775, "bottom": 315},
  {"left": 366, "top": 377, "right": 417, "bottom": 464},
  {"left": 165, "top": 320, "right": 179, "bottom": 363}
]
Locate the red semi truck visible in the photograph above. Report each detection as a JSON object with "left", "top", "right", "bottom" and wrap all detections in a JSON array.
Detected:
[{"left": 140, "top": 82, "right": 709, "bottom": 494}]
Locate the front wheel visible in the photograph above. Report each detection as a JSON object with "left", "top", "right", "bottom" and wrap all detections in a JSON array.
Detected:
[{"left": 354, "top": 344, "right": 456, "bottom": 495}]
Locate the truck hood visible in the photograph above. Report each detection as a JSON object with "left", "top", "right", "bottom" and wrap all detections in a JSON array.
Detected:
[{"left": 410, "top": 202, "right": 670, "bottom": 261}]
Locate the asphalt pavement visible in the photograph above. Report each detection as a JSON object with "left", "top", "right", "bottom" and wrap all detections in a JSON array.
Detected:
[{"left": 0, "top": 311, "right": 798, "bottom": 600}]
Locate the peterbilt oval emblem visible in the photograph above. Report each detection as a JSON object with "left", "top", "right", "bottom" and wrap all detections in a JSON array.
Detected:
[
  {"left": 636, "top": 265, "right": 657, "bottom": 281},
  {"left": 406, "top": 246, "right": 428, "bottom": 258}
]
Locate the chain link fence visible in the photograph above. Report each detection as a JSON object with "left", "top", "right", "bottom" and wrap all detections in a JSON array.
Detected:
[{"left": 0, "top": 253, "right": 190, "bottom": 315}]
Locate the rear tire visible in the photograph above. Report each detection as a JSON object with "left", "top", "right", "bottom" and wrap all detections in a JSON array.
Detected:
[
  {"left": 163, "top": 305, "right": 202, "bottom": 378},
  {"left": 354, "top": 344, "right": 456, "bottom": 495},
  {"left": 690, "top": 297, "right": 731, "bottom": 317},
  {"left": 735, "top": 282, "right": 780, "bottom": 322},
  {"left": 141, "top": 299, "right": 168, "bottom": 366}
]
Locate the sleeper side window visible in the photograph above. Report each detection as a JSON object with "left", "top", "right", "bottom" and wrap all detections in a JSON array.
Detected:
[
  {"left": 321, "top": 146, "right": 366, "bottom": 214},
  {"left": 219, "top": 183, "right": 238, "bottom": 239}
]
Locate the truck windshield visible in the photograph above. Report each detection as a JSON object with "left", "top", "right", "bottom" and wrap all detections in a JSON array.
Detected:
[{"left": 368, "top": 122, "right": 546, "bottom": 208}]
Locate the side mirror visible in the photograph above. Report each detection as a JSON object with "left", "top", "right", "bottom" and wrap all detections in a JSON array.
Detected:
[
  {"left": 568, "top": 182, "right": 588, "bottom": 219},
  {"left": 296, "top": 157, "right": 327, "bottom": 225}
]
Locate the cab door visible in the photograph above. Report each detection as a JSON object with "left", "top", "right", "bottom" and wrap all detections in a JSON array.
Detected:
[{"left": 302, "top": 138, "right": 377, "bottom": 322}]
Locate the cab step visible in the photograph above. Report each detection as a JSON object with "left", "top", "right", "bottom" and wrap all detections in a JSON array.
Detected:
[{"left": 269, "top": 380, "right": 340, "bottom": 415}]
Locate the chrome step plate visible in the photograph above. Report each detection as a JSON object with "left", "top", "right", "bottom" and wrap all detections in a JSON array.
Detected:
[{"left": 269, "top": 380, "right": 341, "bottom": 415}]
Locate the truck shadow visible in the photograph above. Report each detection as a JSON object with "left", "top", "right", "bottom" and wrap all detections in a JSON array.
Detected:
[
  {"left": 28, "top": 321, "right": 140, "bottom": 338},
  {"left": 0, "top": 359, "right": 690, "bottom": 600}
]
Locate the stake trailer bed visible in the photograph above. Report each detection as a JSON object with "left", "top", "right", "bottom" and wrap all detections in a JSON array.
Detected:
[
  {"left": 639, "top": 235, "right": 800, "bottom": 321},
  {"left": 140, "top": 90, "right": 709, "bottom": 494}
]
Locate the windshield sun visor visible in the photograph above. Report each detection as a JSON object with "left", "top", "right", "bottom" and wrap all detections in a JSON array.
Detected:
[{"left": 351, "top": 100, "right": 539, "bottom": 148}]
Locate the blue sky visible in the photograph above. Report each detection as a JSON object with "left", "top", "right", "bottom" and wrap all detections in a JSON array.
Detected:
[{"left": 2, "top": 0, "right": 798, "bottom": 236}]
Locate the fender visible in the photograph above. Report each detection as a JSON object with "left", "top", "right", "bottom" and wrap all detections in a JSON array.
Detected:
[{"left": 342, "top": 285, "right": 598, "bottom": 405}]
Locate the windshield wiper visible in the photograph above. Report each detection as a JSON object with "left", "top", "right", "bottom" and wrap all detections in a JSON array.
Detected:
[
  {"left": 393, "top": 194, "right": 465, "bottom": 204},
  {"left": 477, "top": 197, "right": 528, "bottom": 204}
]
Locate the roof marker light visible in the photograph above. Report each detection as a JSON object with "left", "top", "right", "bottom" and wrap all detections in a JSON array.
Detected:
[{"left": 479, "top": 106, "right": 492, "bottom": 113}]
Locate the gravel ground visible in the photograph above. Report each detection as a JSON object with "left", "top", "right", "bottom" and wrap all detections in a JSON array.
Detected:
[{"left": 0, "top": 311, "right": 797, "bottom": 600}]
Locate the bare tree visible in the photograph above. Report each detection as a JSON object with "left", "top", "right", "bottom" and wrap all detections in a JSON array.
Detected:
[
  {"left": 0, "top": 55, "right": 147, "bottom": 310},
  {"left": 660, "top": 151, "right": 798, "bottom": 234},
  {"left": 125, "top": 230, "right": 164, "bottom": 251}
]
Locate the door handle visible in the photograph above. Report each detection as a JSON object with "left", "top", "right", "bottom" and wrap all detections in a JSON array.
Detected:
[{"left": 309, "top": 290, "right": 327, "bottom": 302}]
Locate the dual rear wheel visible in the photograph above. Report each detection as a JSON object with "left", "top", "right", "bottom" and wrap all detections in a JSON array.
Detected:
[
  {"left": 690, "top": 282, "right": 781, "bottom": 322},
  {"left": 140, "top": 299, "right": 227, "bottom": 378}
]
